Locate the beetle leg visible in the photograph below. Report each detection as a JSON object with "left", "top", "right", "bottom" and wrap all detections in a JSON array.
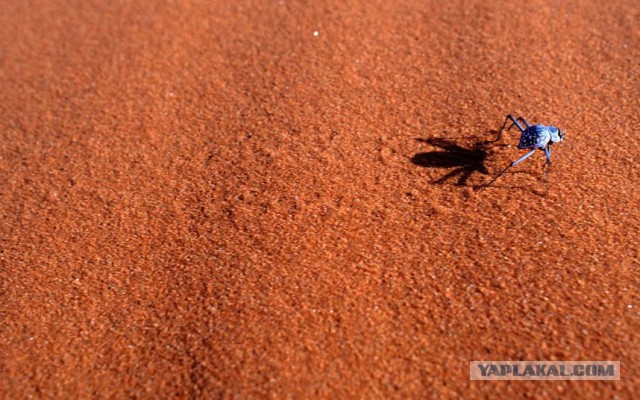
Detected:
[
  {"left": 543, "top": 145, "right": 552, "bottom": 171},
  {"left": 517, "top": 117, "right": 531, "bottom": 128},
  {"left": 507, "top": 117, "right": 531, "bottom": 131},
  {"left": 475, "top": 149, "right": 536, "bottom": 190},
  {"left": 490, "top": 115, "right": 526, "bottom": 142}
]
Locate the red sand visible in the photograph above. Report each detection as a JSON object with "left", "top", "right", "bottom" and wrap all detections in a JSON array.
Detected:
[{"left": 1, "top": 0, "right": 638, "bottom": 398}]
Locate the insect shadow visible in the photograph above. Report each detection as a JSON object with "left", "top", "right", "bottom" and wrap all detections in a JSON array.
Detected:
[{"left": 411, "top": 138, "right": 491, "bottom": 186}]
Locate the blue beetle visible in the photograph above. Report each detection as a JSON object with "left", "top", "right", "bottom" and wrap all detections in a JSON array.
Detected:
[{"left": 477, "top": 115, "right": 565, "bottom": 189}]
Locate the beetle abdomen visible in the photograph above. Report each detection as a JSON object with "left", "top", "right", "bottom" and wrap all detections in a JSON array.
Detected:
[{"left": 517, "top": 125, "right": 551, "bottom": 149}]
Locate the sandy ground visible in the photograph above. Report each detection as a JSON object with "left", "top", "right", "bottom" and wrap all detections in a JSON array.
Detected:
[{"left": 1, "top": 0, "right": 638, "bottom": 398}]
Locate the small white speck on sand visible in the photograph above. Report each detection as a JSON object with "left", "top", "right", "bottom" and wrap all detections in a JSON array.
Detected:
[
  {"left": 313, "top": 31, "right": 319, "bottom": 37},
  {"left": 628, "top": 304, "right": 633, "bottom": 309}
]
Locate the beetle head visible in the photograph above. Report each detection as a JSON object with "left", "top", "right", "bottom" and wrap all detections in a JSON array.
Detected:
[{"left": 549, "top": 126, "right": 564, "bottom": 144}]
